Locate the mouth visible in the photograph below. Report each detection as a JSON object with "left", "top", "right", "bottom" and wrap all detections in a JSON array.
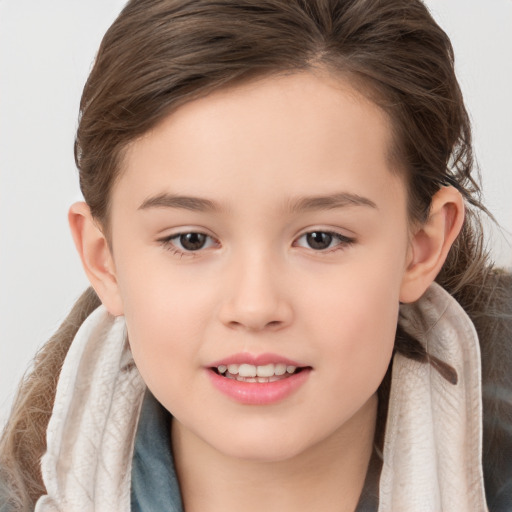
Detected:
[
  {"left": 207, "top": 357, "right": 312, "bottom": 404},
  {"left": 211, "top": 363, "right": 309, "bottom": 383}
]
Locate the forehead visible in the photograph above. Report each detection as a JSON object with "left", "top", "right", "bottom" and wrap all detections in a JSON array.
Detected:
[{"left": 115, "top": 71, "right": 403, "bottom": 212}]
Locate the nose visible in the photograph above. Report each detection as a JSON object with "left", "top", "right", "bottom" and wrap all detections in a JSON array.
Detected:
[{"left": 217, "top": 252, "right": 294, "bottom": 332}]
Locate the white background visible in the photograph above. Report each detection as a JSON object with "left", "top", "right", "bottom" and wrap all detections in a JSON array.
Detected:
[{"left": 1, "top": 0, "right": 511, "bottom": 427}]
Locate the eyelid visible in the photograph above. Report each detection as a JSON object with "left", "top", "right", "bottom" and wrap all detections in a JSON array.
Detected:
[
  {"left": 155, "top": 226, "right": 355, "bottom": 258},
  {"left": 157, "top": 229, "right": 220, "bottom": 257},
  {"left": 293, "top": 229, "right": 356, "bottom": 253}
]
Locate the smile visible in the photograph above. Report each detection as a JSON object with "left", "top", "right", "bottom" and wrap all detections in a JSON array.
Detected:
[
  {"left": 207, "top": 356, "right": 311, "bottom": 405},
  {"left": 214, "top": 363, "right": 300, "bottom": 382}
]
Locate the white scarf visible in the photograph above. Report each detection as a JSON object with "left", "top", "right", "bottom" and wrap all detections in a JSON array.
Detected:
[
  {"left": 35, "top": 283, "right": 487, "bottom": 511},
  {"left": 35, "top": 307, "right": 146, "bottom": 512},
  {"left": 379, "top": 283, "right": 488, "bottom": 511}
]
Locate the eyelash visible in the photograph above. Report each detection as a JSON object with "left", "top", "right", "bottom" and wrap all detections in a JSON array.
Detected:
[
  {"left": 157, "top": 230, "right": 355, "bottom": 257},
  {"left": 293, "top": 230, "right": 355, "bottom": 254},
  {"left": 157, "top": 232, "right": 219, "bottom": 258}
]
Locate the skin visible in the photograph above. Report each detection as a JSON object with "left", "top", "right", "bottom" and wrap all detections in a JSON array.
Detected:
[{"left": 70, "top": 71, "right": 464, "bottom": 511}]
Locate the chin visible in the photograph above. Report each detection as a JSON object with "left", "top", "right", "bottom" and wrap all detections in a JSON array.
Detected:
[
  {"left": 203, "top": 421, "right": 325, "bottom": 463},
  {"left": 221, "top": 438, "right": 310, "bottom": 463}
]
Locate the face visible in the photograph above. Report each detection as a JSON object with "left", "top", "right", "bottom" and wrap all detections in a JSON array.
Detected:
[{"left": 108, "top": 71, "right": 412, "bottom": 462}]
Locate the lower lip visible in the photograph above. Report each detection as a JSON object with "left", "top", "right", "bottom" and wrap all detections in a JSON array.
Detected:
[{"left": 207, "top": 368, "right": 311, "bottom": 405}]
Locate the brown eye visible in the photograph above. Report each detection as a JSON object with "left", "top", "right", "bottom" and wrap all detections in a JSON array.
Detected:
[
  {"left": 306, "top": 232, "right": 333, "bottom": 250},
  {"left": 179, "top": 233, "right": 208, "bottom": 251},
  {"left": 159, "top": 231, "right": 218, "bottom": 255},
  {"left": 294, "top": 230, "right": 355, "bottom": 253}
]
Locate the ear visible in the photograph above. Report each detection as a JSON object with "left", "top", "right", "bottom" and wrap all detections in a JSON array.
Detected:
[
  {"left": 399, "top": 186, "right": 465, "bottom": 303},
  {"left": 68, "top": 202, "right": 124, "bottom": 316}
]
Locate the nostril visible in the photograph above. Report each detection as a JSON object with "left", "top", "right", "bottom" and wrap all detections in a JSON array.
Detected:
[{"left": 226, "top": 319, "right": 283, "bottom": 331}]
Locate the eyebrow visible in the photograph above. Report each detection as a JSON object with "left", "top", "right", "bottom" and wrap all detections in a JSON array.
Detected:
[
  {"left": 138, "top": 191, "right": 377, "bottom": 213},
  {"left": 287, "top": 192, "right": 377, "bottom": 212},
  {"left": 139, "top": 193, "right": 220, "bottom": 212}
]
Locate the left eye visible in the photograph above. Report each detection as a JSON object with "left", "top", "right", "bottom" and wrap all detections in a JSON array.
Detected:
[
  {"left": 295, "top": 231, "right": 353, "bottom": 251},
  {"left": 164, "top": 232, "right": 217, "bottom": 252}
]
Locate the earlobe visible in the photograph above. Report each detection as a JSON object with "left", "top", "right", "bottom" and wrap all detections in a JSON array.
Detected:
[
  {"left": 68, "top": 202, "right": 124, "bottom": 316},
  {"left": 399, "top": 186, "right": 465, "bottom": 303}
]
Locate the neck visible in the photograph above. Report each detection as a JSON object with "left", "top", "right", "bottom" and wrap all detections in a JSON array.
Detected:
[{"left": 172, "top": 395, "right": 377, "bottom": 512}]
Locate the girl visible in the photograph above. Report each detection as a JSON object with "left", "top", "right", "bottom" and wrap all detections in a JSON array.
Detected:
[{"left": 1, "top": 0, "right": 511, "bottom": 510}]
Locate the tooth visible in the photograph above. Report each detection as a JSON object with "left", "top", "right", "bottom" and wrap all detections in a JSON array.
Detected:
[
  {"left": 256, "top": 364, "right": 275, "bottom": 377},
  {"left": 274, "top": 363, "right": 286, "bottom": 375},
  {"left": 217, "top": 365, "right": 227, "bottom": 374},
  {"left": 257, "top": 377, "right": 268, "bottom": 383},
  {"left": 227, "top": 364, "right": 239, "bottom": 375},
  {"left": 286, "top": 365, "right": 297, "bottom": 374},
  {"left": 238, "top": 364, "right": 257, "bottom": 377}
]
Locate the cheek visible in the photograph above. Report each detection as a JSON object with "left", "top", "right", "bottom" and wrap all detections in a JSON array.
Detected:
[
  {"left": 300, "top": 252, "right": 402, "bottom": 402},
  {"left": 323, "top": 284, "right": 397, "bottom": 380},
  {"left": 115, "top": 262, "right": 218, "bottom": 393},
  {"left": 317, "top": 304, "right": 396, "bottom": 430}
]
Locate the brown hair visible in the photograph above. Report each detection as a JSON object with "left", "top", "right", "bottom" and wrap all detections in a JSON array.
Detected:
[{"left": 1, "top": 0, "right": 510, "bottom": 509}]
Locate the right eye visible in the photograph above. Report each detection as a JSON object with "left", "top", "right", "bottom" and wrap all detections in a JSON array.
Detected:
[{"left": 158, "top": 232, "right": 219, "bottom": 255}]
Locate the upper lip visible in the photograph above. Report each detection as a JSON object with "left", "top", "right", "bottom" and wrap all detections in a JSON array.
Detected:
[{"left": 207, "top": 352, "right": 306, "bottom": 368}]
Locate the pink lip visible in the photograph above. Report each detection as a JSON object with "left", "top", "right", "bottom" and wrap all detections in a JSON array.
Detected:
[
  {"left": 207, "top": 352, "right": 305, "bottom": 367},
  {"left": 207, "top": 368, "right": 311, "bottom": 405},
  {"left": 206, "top": 352, "right": 311, "bottom": 405}
]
